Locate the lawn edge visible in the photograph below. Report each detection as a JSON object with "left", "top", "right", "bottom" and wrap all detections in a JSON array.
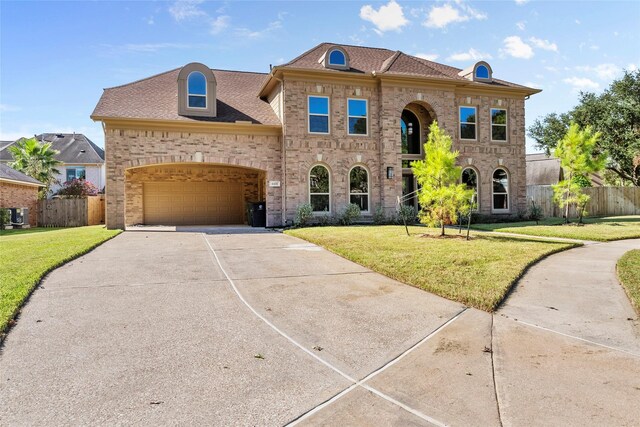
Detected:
[
  {"left": 0, "top": 228, "right": 123, "bottom": 344},
  {"left": 469, "top": 225, "right": 640, "bottom": 243},
  {"left": 285, "top": 228, "right": 581, "bottom": 312},
  {"left": 615, "top": 250, "right": 640, "bottom": 316}
]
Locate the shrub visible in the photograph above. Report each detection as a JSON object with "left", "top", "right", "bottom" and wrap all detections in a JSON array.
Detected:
[
  {"left": 318, "top": 214, "right": 332, "bottom": 226},
  {"left": 373, "top": 206, "right": 387, "bottom": 225},
  {"left": 339, "top": 203, "right": 361, "bottom": 225},
  {"left": 57, "top": 179, "right": 99, "bottom": 198},
  {"left": 396, "top": 205, "right": 417, "bottom": 225},
  {"left": 294, "top": 203, "right": 314, "bottom": 227},
  {"left": 528, "top": 200, "right": 543, "bottom": 224},
  {"left": 0, "top": 209, "right": 10, "bottom": 230}
]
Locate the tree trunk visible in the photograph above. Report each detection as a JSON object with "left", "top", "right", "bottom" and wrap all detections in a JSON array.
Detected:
[{"left": 441, "top": 221, "right": 445, "bottom": 236}]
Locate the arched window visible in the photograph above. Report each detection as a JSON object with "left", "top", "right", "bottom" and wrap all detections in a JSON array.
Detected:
[
  {"left": 329, "top": 49, "right": 346, "bottom": 66},
  {"left": 188, "top": 71, "right": 207, "bottom": 108},
  {"left": 401, "top": 110, "right": 421, "bottom": 155},
  {"left": 309, "top": 165, "right": 330, "bottom": 212},
  {"left": 462, "top": 168, "right": 479, "bottom": 208},
  {"left": 492, "top": 168, "right": 509, "bottom": 211},
  {"left": 349, "top": 166, "right": 369, "bottom": 211},
  {"left": 475, "top": 65, "right": 489, "bottom": 79}
]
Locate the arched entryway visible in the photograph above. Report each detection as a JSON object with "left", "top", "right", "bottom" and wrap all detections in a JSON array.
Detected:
[
  {"left": 124, "top": 163, "right": 266, "bottom": 226},
  {"left": 400, "top": 102, "right": 437, "bottom": 208}
]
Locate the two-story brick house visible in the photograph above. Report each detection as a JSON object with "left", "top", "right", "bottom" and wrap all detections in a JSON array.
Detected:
[{"left": 91, "top": 42, "right": 540, "bottom": 229}]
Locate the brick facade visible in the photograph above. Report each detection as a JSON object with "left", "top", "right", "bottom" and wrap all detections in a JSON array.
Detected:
[
  {"left": 102, "top": 70, "right": 529, "bottom": 229},
  {"left": 0, "top": 182, "right": 39, "bottom": 226}
]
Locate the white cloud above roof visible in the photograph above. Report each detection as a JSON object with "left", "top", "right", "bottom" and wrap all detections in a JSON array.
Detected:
[
  {"left": 501, "top": 36, "right": 534, "bottom": 59},
  {"left": 423, "top": 2, "right": 486, "bottom": 29},
  {"left": 415, "top": 52, "right": 439, "bottom": 61},
  {"left": 360, "top": 0, "right": 409, "bottom": 33},
  {"left": 169, "top": 0, "right": 206, "bottom": 21},
  {"left": 210, "top": 15, "right": 230, "bottom": 34},
  {"left": 563, "top": 76, "right": 599, "bottom": 91},
  {"left": 576, "top": 63, "right": 620, "bottom": 80},
  {"left": 447, "top": 48, "right": 492, "bottom": 62},
  {"left": 529, "top": 37, "right": 558, "bottom": 52}
]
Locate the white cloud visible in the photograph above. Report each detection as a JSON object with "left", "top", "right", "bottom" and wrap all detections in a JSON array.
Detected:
[
  {"left": 360, "top": 0, "right": 409, "bottom": 33},
  {"left": 235, "top": 19, "right": 282, "bottom": 39},
  {"left": 589, "top": 44, "right": 599, "bottom": 50},
  {"left": 501, "top": 36, "right": 534, "bottom": 59},
  {"left": 575, "top": 19, "right": 581, "bottom": 24},
  {"left": 114, "top": 43, "right": 195, "bottom": 53},
  {"left": 627, "top": 63, "right": 638, "bottom": 72},
  {"left": 447, "top": 48, "right": 492, "bottom": 62},
  {"left": 515, "top": 0, "right": 529, "bottom": 5},
  {"left": 529, "top": 37, "right": 558, "bottom": 52},
  {"left": 169, "top": 0, "right": 206, "bottom": 21},
  {"left": 0, "top": 104, "right": 21, "bottom": 112},
  {"left": 563, "top": 76, "right": 599, "bottom": 91},
  {"left": 576, "top": 63, "right": 620, "bottom": 80},
  {"left": 544, "top": 66, "right": 559, "bottom": 72},
  {"left": 423, "top": 2, "right": 486, "bottom": 29},
  {"left": 524, "top": 81, "right": 542, "bottom": 89},
  {"left": 210, "top": 15, "right": 230, "bottom": 34},
  {"left": 415, "top": 52, "right": 439, "bottom": 61},
  {"left": 516, "top": 21, "right": 526, "bottom": 31}
]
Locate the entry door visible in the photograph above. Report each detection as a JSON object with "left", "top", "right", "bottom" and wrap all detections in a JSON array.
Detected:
[{"left": 143, "top": 181, "right": 244, "bottom": 225}]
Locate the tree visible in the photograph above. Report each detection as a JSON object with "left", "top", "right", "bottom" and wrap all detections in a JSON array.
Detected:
[
  {"left": 528, "top": 70, "right": 640, "bottom": 186},
  {"left": 8, "top": 137, "right": 62, "bottom": 198},
  {"left": 57, "top": 179, "right": 99, "bottom": 198},
  {"left": 552, "top": 123, "right": 606, "bottom": 223},
  {"left": 412, "top": 121, "right": 474, "bottom": 236}
]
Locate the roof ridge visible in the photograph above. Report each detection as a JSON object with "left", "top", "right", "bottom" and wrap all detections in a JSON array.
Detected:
[
  {"left": 399, "top": 52, "right": 455, "bottom": 78},
  {"left": 211, "top": 68, "right": 268, "bottom": 76},
  {"left": 410, "top": 54, "right": 463, "bottom": 74},
  {"left": 380, "top": 51, "right": 402, "bottom": 73},
  {"left": 104, "top": 67, "right": 181, "bottom": 90}
]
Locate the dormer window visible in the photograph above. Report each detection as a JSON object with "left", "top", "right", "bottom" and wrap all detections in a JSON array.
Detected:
[
  {"left": 320, "top": 46, "right": 350, "bottom": 70},
  {"left": 458, "top": 61, "right": 493, "bottom": 83},
  {"left": 177, "top": 62, "right": 217, "bottom": 117},
  {"left": 187, "top": 71, "right": 207, "bottom": 108}
]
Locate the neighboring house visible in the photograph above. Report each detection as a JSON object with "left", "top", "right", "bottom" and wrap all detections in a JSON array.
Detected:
[
  {"left": 91, "top": 42, "right": 540, "bottom": 229},
  {"left": 526, "top": 153, "right": 603, "bottom": 186},
  {"left": 0, "top": 133, "right": 106, "bottom": 195},
  {"left": 0, "top": 163, "right": 45, "bottom": 226}
]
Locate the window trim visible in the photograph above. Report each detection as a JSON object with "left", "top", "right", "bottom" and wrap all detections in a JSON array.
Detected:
[
  {"left": 492, "top": 168, "right": 510, "bottom": 213},
  {"left": 308, "top": 95, "right": 330, "bottom": 135},
  {"left": 328, "top": 49, "right": 346, "bottom": 66},
  {"left": 66, "top": 166, "right": 86, "bottom": 181},
  {"left": 461, "top": 167, "right": 480, "bottom": 210},
  {"left": 309, "top": 163, "right": 331, "bottom": 213},
  {"left": 459, "top": 106, "right": 477, "bottom": 141},
  {"left": 187, "top": 71, "right": 207, "bottom": 110},
  {"left": 347, "top": 98, "right": 368, "bottom": 136},
  {"left": 490, "top": 108, "right": 508, "bottom": 142},
  {"left": 348, "top": 165, "right": 370, "bottom": 213}
]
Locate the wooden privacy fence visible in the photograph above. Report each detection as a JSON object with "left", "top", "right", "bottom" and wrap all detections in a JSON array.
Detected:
[
  {"left": 527, "top": 185, "right": 640, "bottom": 218},
  {"left": 38, "top": 195, "right": 105, "bottom": 227}
]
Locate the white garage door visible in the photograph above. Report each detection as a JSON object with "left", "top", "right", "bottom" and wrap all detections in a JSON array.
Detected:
[{"left": 143, "top": 181, "right": 244, "bottom": 225}]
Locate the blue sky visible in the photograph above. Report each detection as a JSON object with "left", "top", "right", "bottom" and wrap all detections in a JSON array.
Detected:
[{"left": 1, "top": 0, "right": 638, "bottom": 153}]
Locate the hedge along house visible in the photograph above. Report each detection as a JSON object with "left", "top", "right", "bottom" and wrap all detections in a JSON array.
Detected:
[{"left": 91, "top": 43, "right": 540, "bottom": 229}]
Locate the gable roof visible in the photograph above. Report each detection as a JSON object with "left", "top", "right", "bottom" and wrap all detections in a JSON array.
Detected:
[
  {"left": 526, "top": 153, "right": 562, "bottom": 185},
  {"left": 275, "top": 42, "right": 536, "bottom": 91},
  {"left": 92, "top": 68, "right": 280, "bottom": 125},
  {"left": 0, "top": 141, "right": 14, "bottom": 151},
  {"left": 0, "top": 134, "right": 104, "bottom": 164},
  {"left": 0, "top": 163, "right": 45, "bottom": 186}
]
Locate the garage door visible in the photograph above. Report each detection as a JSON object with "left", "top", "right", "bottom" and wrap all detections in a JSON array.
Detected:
[{"left": 143, "top": 181, "right": 244, "bottom": 225}]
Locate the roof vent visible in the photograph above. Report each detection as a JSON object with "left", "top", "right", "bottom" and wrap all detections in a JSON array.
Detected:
[{"left": 80, "top": 149, "right": 86, "bottom": 153}]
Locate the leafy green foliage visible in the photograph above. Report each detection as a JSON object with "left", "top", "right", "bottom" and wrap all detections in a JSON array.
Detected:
[
  {"left": 294, "top": 203, "right": 313, "bottom": 227},
  {"left": 57, "top": 179, "right": 99, "bottom": 198},
  {"left": 552, "top": 123, "right": 606, "bottom": 223},
  {"left": 412, "top": 122, "right": 473, "bottom": 235},
  {"left": 396, "top": 204, "right": 417, "bottom": 225},
  {"left": 8, "top": 137, "right": 62, "bottom": 198},
  {"left": 0, "top": 209, "right": 10, "bottom": 230},
  {"left": 339, "top": 203, "right": 361, "bottom": 225},
  {"left": 528, "top": 70, "right": 640, "bottom": 186}
]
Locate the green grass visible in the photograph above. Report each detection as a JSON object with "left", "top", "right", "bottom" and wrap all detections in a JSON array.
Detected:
[
  {"left": 286, "top": 226, "right": 577, "bottom": 311},
  {"left": 472, "top": 216, "right": 640, "bottom": 242},
  {"left": 0, "top": 226, "right": 121, "bottom": 335},
  {"left": 617, "top": 250, "right": 640, "bottom": 315}
]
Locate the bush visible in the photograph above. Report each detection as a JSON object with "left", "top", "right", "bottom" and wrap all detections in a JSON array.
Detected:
[
  {"left": 294, "top": 203, "right": 313, "bottom": 227},
  {"left": 0, "top": 209, "right": 10, "bottom": 230},
  {"left": 57, "top": 179, "right": 99, "bottom": 198},
  {"left": 318, "top": 214, "right": 332, "bottom": 226},
  {"left": 373, "top": 206, "right": 387, "bottom": 225},
  {"left": 528, "top": 200, "right": 543, "bottom": 224},
  {"left": 396, "top": 204, "right": 417, "bottom": 225},
  {"left": 339, "top": 203, "right": 361, "bottom": 225}
]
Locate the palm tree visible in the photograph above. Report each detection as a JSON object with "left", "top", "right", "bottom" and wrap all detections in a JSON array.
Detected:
[{"left": 8, "top": 137, "right": 62, "bottom": 198}]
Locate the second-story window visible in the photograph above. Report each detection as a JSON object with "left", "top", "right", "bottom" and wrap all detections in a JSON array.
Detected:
[
  {"left": 348, "top": 99, "right": 367, "bottom": 135},
  {"left": 308, "top": 96, "right": 329, "bottom": 134},
  {"left": 460, "top": 106, "right": 477, "bottom": 140},
  {"left": 188, "top": 71, "right": 207, "bottom": 108},
  {"left": 491, "top": 108, "right": 507, "bottom": 141}
]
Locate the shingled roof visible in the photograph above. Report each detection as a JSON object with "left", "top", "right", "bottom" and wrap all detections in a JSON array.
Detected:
[
  {"left": 92, "top": 68, "right": 280, "bottom": 125},
  {"left": 0, "top": 134, "right": 104, "bottom": 164},
  {"left": 0, "top": 163, "right": 44, "bottom": 186}
]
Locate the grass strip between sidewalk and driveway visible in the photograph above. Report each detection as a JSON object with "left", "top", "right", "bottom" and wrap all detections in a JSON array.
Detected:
[
  {"left": 0, "top": 226, "right": 121, "bottom": 336},
  {"left": 471, "top": 216, "right": 640, "bottom": 242},
  {"left": 617, "top": 249, "right": 640, "bottom": 315},
  {"left": 286, "top": 225, "right": 578, "bottom": 312}
]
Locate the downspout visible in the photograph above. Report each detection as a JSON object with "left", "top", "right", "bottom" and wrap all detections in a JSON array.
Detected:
[{"left": 275, "top": 76, "right": 286, "bottom": 227}]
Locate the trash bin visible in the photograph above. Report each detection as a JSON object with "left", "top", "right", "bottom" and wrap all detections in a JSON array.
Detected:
[{"left": 250, "top": 201, "right": 266, "bottom": 227}]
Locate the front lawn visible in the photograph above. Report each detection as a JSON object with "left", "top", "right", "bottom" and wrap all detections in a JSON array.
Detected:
[
  {"left": 286, "top": 226, "right": 577, "bottom": 311},
  {"left": 617, "top": 250, "right": 640, "bottom": 315},
  {"left": 472, "top": 216, "right": 640, "bottom": 242},
  {"left": 0, "top": 226, "right": 121, "bottom": 335}
]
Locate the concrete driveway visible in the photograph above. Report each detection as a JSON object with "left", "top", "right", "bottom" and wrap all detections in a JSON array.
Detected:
[{"left": 1, "top": 231, "right": 639, "bottom": 426}]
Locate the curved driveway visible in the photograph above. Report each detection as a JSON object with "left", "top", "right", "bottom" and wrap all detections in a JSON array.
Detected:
[{"left": 0, "top": 231, "right": 638, "bottom": 426}]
